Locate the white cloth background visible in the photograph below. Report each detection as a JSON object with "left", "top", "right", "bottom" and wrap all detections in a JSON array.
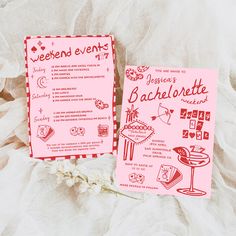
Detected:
[{"left": 0, "top": 0, "right": 236, "bottom": 235}]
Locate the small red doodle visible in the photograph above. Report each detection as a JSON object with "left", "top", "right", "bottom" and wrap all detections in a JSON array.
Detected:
[
  {"left": 182, "top": 130, "right": 189, "bottom": 138},
  {"left": 121, "top": 120, "right": 154, "bottom": 161},
  {"left": 95, "top": 99, "right": 109, "bottom": 109},
  {"left": 187, "top": 111, "right": 192, "bottom": 119},
  {"left": 125, "top": 104, "right": 139, "bottom": 123},
  {"left": 190, "top": 145, "right": 205, "bottom": 153},
  {"left": 192, "top": 110, "right": 198, "bottom": 118},
  {"left": 196, "top": 121, "right": 204, "bottom": 131},
  {"left": 98, "top": 124, "right": 109, "bottom": 137},
  {"left": 137, "top": 66, "right": 149, "bottom": 73},
  {"left": 180, "top": 108, "right": 187, "bottom": 119},
  {"left": 180, "top": 108, "right": 210, "bottom": 140},
  {"left": 37, "top": 125, "right": 55, "bottom": 142},
  {"left": 31, "top": 46, "right": 37, "bottom": 53},
  {"left": 203, "top": 131, "right": 209, "bottom": 140},
  {"left": 129, "top": 173, "right": 145, "bottom": 184},
  {"left": 37, "top": 41, "right": 42, "bottom": 46},
  {"left": 189, "top": 120, "right": 196, "bottom": 129},
  {"left": 70, "top": 127, "right": 85, "bottom": 136},
  {"left": 126, "top": 68, "right": 143, "bottom": 81},
  {"left": 196, "top": 131, "right": 202, "bottom": 140},
  {"left": 157, "top": 165, "right": 183, "bottom": 190},
  {"left": 36, "top": 76, "right": 48, "bottom": 89},
  {"left": 173, "top": 145, "right": 210, "bottom": 196},
  {"left": 189, "top": 132, "right": 195, "bottom": 138},
  {"left": 151, "top": 103, "right": 174, "bottom": 125},
  {"left": 205, "top": 112, "right": 211, "bottom": 121},
  {"left": 198, "top": 111, "right": 205, "bottom": 120}
]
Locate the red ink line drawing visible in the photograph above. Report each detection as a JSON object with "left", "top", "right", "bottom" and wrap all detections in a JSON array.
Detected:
[
  {"left": 205, "top": 112, "right": 211, "bottom": 121},
  {"left": 126, "top": 68, "right": 143, "bottom": 81},
  {"left": 32, "top": 42, "right": 46, "bottom": 53},
  {"left": 196, "top": 121, "right": 204, "bottom": 131},
  {"left": 129, "top": 142, "right": 135, "bottom": 161},
  {"left": 173, "top": 145, "right": 210, "bottom": 196},
  {"left": 189, "top": 132, "right": 195, "bottom": 138},
  {"left": 121, "top": 105, "right": 154, "bottom": 161},
  {"left": 180, "top": 108, "right": 187, "bottom": 119},
  {"left": 182, "top": 130, "right": 189, "bottom": 138},
  {"left": 98, "top": 124, "right": 109, "bottom": 137},
  {"left": 70, "top": 127, "right": 85, "bottom": 136},
  {"left": 198, "top": 111, "right": 205, "bottom": 120},
  {"left": 95, "top": 99, "right": 109, "bottom": 109},
  {"left": 189, "top": 120, "right": 196, "bottom": 129},
  {"left": 157, "top": 164, "right": 183, "bottom": 190},
  {"left": 125, "top": 104, "right": 139, "bottom": 123},
  {"left": 137, "top": 66, "right": 149, "bottom": 73},
  {"left": 187, "top": 111, "right": 192, "bottom": 119},
  {"left": 37, "top": 125, "right": 54, "bottom": 142},
  {"left": 31, "top": 46, "right": 37, "bottom": 53},
  {"left": 192, "top": 110, "right": 198, "bottom": 118},
  {"left": 36, "top": 76, "right": 48, "bottom": 88},
  {"left": 151, "top": 103, "right": 174, "bottom": 125},
  {"left": 196, "top": 131, "right": 202, "bottom": 140},
  {"left": 37, "top": 41, "right": 46, "bottom": 50},
  {"left": 129, "top": 173, "right": 145, "bottom": 184},
  {"left": 121, "top": 120, "right": 154, "bottom": 161},
  {"left": 37, "top": 41, "right": 42, "bottom": 46},
  {"left": 203, "top": 131, "right": 209, "bottom": 140}
]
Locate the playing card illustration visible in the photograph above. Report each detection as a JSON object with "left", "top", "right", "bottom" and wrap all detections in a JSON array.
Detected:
[
  {"left": 157, "top": 165, "right": 183, "bottom": 190},
  {"left": 37, "top": 125, "right": 55, "bottom": 142},
  {"left": 189, "top": 120, "right": 196, "bottom": 129},
  {"left": 196, "top": 121, "right": 204, "bottom": 131}
]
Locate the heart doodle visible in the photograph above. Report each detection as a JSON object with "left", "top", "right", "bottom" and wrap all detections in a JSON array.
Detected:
[{"left": 189, "top": 132, "right": 195, "bottom": 138}]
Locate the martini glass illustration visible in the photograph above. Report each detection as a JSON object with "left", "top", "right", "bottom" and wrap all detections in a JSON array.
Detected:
[{"left": 173, "top": 146, "right": 210, "bottom": 196}]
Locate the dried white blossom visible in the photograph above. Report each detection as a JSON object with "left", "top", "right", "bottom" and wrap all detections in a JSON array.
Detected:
[{"left": 46, "top": 159, "right": 138, "bottom": 199}]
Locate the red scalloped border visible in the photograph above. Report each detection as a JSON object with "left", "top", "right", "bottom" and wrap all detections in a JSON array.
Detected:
[{"left": 24, "top": 35, "right": 117, "bottom": 160}]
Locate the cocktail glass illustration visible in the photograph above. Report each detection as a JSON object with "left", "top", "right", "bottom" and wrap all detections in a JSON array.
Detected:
[{"left": 173, "top": 146, "right": 210, "bottom": 196}]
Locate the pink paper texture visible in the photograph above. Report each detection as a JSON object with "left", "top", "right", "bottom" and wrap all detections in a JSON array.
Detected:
[
  {"left": 116, "top": 66, "right": 218, "bottom": 198},
  {"left": 25, "top": 35, "right": 116, "bottom": 159}
]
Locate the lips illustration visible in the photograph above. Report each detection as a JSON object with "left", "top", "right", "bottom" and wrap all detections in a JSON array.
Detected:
[{"left": 41, "top": 46, "right": 45, "bottom": 50}]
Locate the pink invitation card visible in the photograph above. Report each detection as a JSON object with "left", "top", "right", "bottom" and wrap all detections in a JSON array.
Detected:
[
  {"left": 116, "top": 66, "right": 218, "bottom": 198},
  {"left": 24, "top": 35, "right": 117, "bottom": 160}
]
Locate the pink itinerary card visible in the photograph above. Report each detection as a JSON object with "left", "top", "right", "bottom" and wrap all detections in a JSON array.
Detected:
[
  {"left": 116, "top": 66, "right": 218, "bottom": 198},
  {"left": 24, "top": 35, "right": 117, "bottom": 160}
]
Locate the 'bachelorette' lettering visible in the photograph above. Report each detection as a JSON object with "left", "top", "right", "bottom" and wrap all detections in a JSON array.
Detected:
[{"left": 128, "top": 79, "right": 208, "bottom": 103}]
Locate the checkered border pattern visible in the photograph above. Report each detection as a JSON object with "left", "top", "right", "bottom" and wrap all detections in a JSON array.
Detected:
[{"left": 24, "top": 35, "right": 117, "bottom": 160}]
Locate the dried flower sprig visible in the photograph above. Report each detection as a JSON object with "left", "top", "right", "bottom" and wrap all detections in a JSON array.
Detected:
[{"left": 46, "top": 160, "right": 140, "bottom": 200}]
